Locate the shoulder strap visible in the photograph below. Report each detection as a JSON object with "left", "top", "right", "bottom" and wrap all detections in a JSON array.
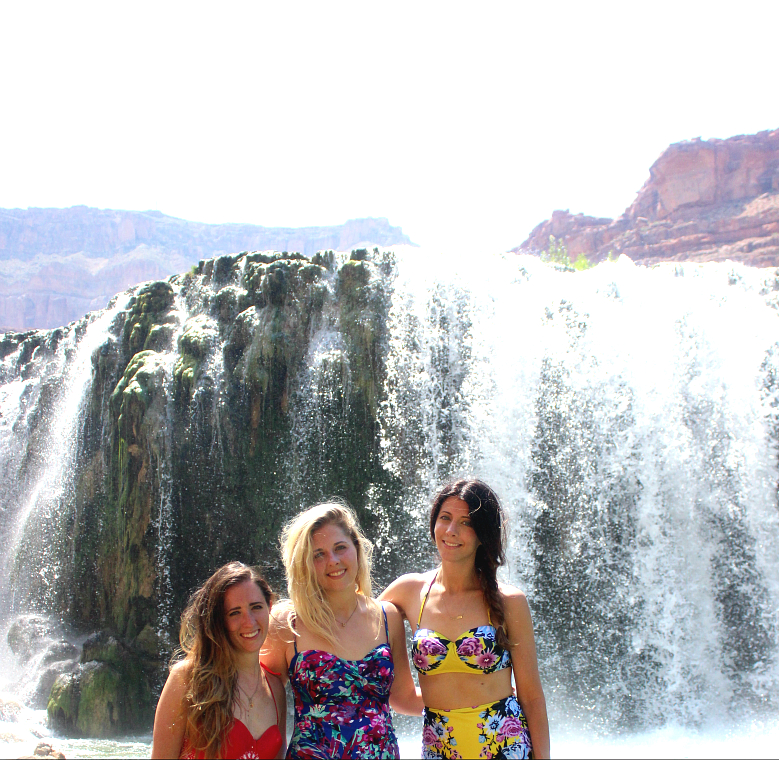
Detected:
[
  {"left": 291, "top": 612, "right": 298, "bottom": 654},
  {"left": 417, "top": 571, "right": 438, "bottom": 627},
  {"left": 261, "top": 663, "right": 280, "bottom": 725},
  {"left": 381, "top": 603, "right": 390, "bottom": 644}
]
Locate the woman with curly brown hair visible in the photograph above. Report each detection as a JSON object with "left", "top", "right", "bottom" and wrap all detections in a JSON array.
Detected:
[
  {"left": 152, "top": 562, "right": 285, "bottom": 759},
  {"left": 380, "top": 478, "right": 550, "bottom": 759}
]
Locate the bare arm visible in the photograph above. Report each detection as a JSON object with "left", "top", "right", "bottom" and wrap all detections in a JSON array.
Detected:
[
  {"left": 151, "top": 661, "right": 189, "bottom": 759},
  {"left": 266, "top": 671, "right": 287, "bottom": 760},
  {"left": 261, "top": 606, "right": 294, "bottom": 685},
  {"left": 378, "top": 572, "right": 425, "bottom": 627},
  {"left": 385, "top": 602, "right": 423, "bottom": 716},
  {"left": 505, "top": 590, "right": 550, "bottom": 759}
]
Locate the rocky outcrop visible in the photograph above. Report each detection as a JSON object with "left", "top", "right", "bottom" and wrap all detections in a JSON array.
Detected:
[
  {"left": 515, "top": 128, "right": 779, "bottom": 266},
  {"left": 0, "top": 208, "right": 414, "bottom": 331},
  {"left": 47, "top": 631, "right": 157, "bottom": 738},
  {"left": 5, "top": 615, "right": 81, "bottom": 711}
]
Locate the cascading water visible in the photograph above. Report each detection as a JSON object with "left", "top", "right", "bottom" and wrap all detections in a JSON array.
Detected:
[
  {"left": 0, "top": 246, "right": 777, "bottom": 756},
  {"left": 380, "top": 250, "right": 779, "bottom": 739},
  {"left": 1, "top": 296, "right": 131, "bottom": 611}
]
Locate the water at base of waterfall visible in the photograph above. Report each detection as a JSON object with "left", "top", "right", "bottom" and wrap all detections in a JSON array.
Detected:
[{"left": 1, "top": 721, "right": 778, "bottom": 759}]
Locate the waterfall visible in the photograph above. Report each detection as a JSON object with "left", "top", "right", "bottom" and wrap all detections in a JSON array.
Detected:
[
  {"left": 380, "top": 250, "right": 779, "bottom": 731},
  {"left": 0, "top": 247, "right": 777, "bottom": 747},
  {"left": 0, "top": 295, "right": 130, "bottom": 613}
]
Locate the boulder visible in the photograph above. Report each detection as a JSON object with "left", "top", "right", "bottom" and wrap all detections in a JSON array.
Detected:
[
  {"left": 7, "top": 615, "right": 60, "bottom": 663},
  {"left": 46, "top": 631, "right": 156, "bottom": 738},
  {"left": 18, "top": 740, "right": 66, "bottom": 758},
  {"left": 0, "top": 695, "right": 22, "bottom": 722}
]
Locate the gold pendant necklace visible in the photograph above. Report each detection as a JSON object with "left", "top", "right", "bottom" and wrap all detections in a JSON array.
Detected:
[
  {"left": 336, "top": 598, "right": 360, "bottom": 628},
  {"left": 237, "top": 663, "right": 261, "bottom": 710}
]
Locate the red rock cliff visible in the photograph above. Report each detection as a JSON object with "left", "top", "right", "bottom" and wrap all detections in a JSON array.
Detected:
[{"left": 514, "top": 129, "right": 779, "bottom": 266}]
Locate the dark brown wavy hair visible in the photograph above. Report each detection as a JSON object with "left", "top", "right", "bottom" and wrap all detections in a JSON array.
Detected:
[
  {"left": 430, "top": 478, "right": 509, "bottom": 648},
  {"left": 177, "top": 562, "right": 273, "bottom": 759}
]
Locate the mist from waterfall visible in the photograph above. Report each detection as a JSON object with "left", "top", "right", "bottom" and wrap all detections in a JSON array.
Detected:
[
  {"left": 379, "top": 250, "right": 779, "bottom": 733},
  {"left": 0, "top": 247, "right": 778, "bottom": 754}
]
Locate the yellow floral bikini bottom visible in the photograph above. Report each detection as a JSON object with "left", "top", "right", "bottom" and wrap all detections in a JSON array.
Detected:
[{"left": 422, "top": 694, "right": 532, "bottom": 759}]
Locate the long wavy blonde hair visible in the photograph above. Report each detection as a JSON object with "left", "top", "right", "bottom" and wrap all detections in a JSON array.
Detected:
[
  {"left": 177, "top": 562, "right": 273, "bottom": 759},
  {"left": 280, "top": 501, "right": 374, "bottom": 647}
]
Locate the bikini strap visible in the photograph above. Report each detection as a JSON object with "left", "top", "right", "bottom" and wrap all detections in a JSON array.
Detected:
[
  {"left": 417, "top": 571, "right": 438, "bottom": 627},
  {"left": 291, "top": 612, "right": 298, "bottom": 654},
  {"left": 381, "top": 603, "right": 389, "bottom": 644},
  {"left": 487, "top": 607, "right": 492, "bottom": 626},
  {"left": 261, "top": 662, "right": 280, "bottom": 725}
]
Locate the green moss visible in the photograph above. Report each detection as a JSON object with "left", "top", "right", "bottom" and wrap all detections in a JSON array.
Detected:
[
  {"left": 47, "top": 672, "right": 78, "bottom": 733},
  {"left": 122, "top": 282, "right": 175, "bottom": 355}
]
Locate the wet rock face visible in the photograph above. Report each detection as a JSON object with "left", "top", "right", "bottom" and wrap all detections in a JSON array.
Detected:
[
  {"left": 7, "top": 246, "right": 409, "bottom": 737},
  {"left": 47, "top": 630, "right": 155, "bottom": 738},
  {"left": 516, "top": 128, "right": 779, "bottom": 266},
  {"left": 7, "top": 614, "right": 60, "bottom": 663},
  {"left": 52, "top": 247, "right": 406, "bottom": 653},
  {"left": 5, "top": 615, "right": 81, "bottom": 710}
]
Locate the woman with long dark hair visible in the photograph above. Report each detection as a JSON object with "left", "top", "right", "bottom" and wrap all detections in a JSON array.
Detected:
[
  {"left": 380, "top": 478, "right": 550, "bottom": 759},
  {"left": 152, "top": 562, "right": 285, "bottom": 759}
]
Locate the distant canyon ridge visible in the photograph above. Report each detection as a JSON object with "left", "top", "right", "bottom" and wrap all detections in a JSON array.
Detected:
[
  {"left": 0, "top": 210, "right": 413, "bottom": 331},
  {"left": 514, "top": 128, "right": 779, "bottom": 268},
  {"left": 4, "top": 128, "right": 778, "bottom": 332}
]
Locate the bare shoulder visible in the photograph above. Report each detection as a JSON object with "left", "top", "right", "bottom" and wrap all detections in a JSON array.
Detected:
[
  {"left": 166, "top": 659, "right": 191, "bottom": 690},
  {"left": 268, "top": 602, "right": 295, "bottom": 634},
  {"left": 381, "top": 571, "right": 431, "bottom": 596},
  {"left": 498, "top": 583, "right": 532, "bottom": 619},
  {"left": 380, "top": 600, "right": 403, "bottom": 626},
  {"left": 379, "top": 572, "right": 431, "bottom": 617},
  {"left": 498, "top": 581, "right": 528, "bottom": 605}
]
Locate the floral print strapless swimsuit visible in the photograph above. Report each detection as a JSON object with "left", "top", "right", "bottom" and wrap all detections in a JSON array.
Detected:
[{"left": 286, "top": 605, "right": 400, "bottom": 759}]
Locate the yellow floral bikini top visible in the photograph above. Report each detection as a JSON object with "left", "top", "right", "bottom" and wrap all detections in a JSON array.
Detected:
[{"left": 411, "top": 573, "right": 512, "bottom": 675}]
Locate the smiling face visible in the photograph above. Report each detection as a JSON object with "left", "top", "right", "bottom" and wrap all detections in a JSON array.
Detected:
[
  {"left": 434, "top": 496, "right": 481, "bottom": 561},
  {"left": 223, "top": 579, "right": 271, "bottom": 654},
  {"left": 311, "top": 521, "right": 359, "bottom": 594}
]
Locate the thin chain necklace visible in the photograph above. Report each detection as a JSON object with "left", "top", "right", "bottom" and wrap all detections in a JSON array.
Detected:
[
  {"left": 236, "top": 662, "right": 262, "bottom": 710},
  {"left": 335, "top": 597, "right": 360, "bottom": 628}
]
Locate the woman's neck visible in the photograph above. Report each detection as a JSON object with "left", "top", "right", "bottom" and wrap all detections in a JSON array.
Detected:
[
  {"left": 437, "top": 560, "right": 479, "bottom": 594},
  {"left": 325, "top": 587, "right": 361, "bottom": 618},
  {"left": 233, "top": 649, "right": 260, "bottom": 675}
]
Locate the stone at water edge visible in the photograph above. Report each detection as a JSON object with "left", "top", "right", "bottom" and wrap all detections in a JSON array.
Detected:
[
  {"left": 17, "top": 741, "right": 66, "bottom": 759},
  {"left": 0, "top": 695, "right": 23, "bottom": 722}
]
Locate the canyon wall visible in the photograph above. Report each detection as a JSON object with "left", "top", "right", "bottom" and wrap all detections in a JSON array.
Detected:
[
  {"left": 0, "top": 208, "right": 413, "bottom": 332},
  {"left": 515, "top": 128, "right": 779, "bottom": 266}
]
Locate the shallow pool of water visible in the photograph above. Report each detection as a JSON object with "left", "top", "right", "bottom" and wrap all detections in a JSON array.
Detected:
[{"left": 2, "top": 720, "right": 778, "bottom": 759}]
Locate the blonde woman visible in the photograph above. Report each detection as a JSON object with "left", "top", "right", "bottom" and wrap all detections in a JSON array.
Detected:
[
  {"left": 262, "top": 501, "right": 422, "bottom": 759},
  {"left": 152, "top": 562, "right": 285, "bottom": 759}
]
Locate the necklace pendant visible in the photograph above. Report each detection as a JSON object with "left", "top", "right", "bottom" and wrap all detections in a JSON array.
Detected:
[
  {"left": 456, "top": 615, "right": 463, "bottom": 620},
  {"left": 249, "top": 699, "right": 253, "bottom": 708}
]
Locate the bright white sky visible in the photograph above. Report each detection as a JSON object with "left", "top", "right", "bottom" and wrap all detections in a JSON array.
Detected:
[{"left": 1, "top": 2, "right": 777, "bottom": 254}]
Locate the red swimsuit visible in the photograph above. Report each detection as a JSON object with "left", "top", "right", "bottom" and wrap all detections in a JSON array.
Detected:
[{"left": 180, "top": 664, "right": 283, "bottom": 759}]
